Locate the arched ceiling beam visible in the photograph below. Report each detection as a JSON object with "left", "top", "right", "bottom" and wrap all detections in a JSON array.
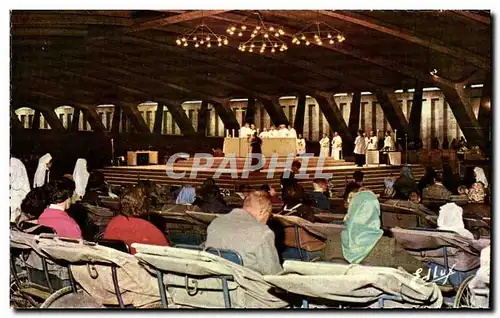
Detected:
[
  {"left": 211, "top": 11, "right": 458, "bottom": 89},
  {"left": 87, "top": 10, "right": 229, "bottom": 41},
  {"left": 452, "top": 10, "right": 491, "bottom": 25},
  {"left": 318, "top": 10, "right": 490, "bottom": 70},
  {"left": 15, "top": 65, "right": 198, "bottom": 135}
]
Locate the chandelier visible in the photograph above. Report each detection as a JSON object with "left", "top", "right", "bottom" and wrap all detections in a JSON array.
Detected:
[
  {"left": 291, "top": 21, "right": 345, "bottom": 46},
  {"left": 175, "top": 23, "right": 229, "bottom": 48},
  {"left": 226, "top": 11, "right": 288, "bottom": 53}
]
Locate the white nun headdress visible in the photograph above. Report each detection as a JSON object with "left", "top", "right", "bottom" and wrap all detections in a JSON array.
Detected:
[
  {"left": 10, "top": 157, "right": 31, "bottom": 222},
  {"left": 437, "top": 203, "right": 474, "bottom": 239},
  {"left": 73, "top": 158, "right": 90, "bottom": 198},
  {"left": 33, "top": 153, "right": 52, "bottom": 188},
  {"left": 474, "top": 167, "right": 488, "bottom": 188}
]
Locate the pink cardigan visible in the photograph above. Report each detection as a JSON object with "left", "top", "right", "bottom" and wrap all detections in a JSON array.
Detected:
[{"left": 38, "top": 207, "right": 82, "bottom": 239}]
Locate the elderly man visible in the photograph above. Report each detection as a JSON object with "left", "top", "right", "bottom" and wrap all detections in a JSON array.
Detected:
[{"left": 205, "top": 191, "right": 282, "bottom": 275}]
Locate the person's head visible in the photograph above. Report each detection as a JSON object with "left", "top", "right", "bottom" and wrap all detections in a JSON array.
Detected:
[
  {"left": 21, "top": 187, "right": 48, "bottom": 219},
  {"left": 283, "top": 184, "right": 305, "bottom": 206},
  {"left": 468, "top": 182, "right": 486, "bottom": 203},
  {"left": 270, "top": 125, "right": 276, "bottom": 130},
  {"left": 457, "top": 185, "right": 469, "bottom": 195},
  {"left": 87, "top": 171, "right": 108, "bottom": 193},
  {"left": 175, "top": 186, "right": 196, "bottom": 205},
  {"left": 252, "top": 131, "right": 258, "bottom": 138},
  {"left": 263, "top": 127, "right": 267, "bottom": 132},
  {"left": 298, "top": 133, "right": 303, "bottom": 139},
  {"left": 259, "top": 184, "right": 277, "bottom": 197},
  {"left": 243, "top": 191, "right": 273, "bottom": 224},
  {"left": 401, "top": 166, "right": 414, "bottom": 180},
  {"left": 433, "top": 173, "right": 443, "bottom": 184},
  {"left": 322, "top": 133, "right": 327, "bottom": 138},
  {"left": 46, "top": 159, "right": 53, "bottom": 170},
  {"left": 237, "top": 184, "right": 252, "bottom": 197},
  {"left": 250, "top": 124, "right": 256, "bottom": 130},
  {"left": 353, "top": 171, "right": 364, "bottom": 184},
  {"left": 244, "top": 122, "right": 250, "bottom": 128},
  {"left": 291, "top": 160, "right": 302, "bottom": 174},
  {"left": 44, "top": 178, "right": 76, "bottom": 210},
  {"left": 120, "top": 186, "right": 150, "bottom": 217},
  {"left": 369, "top": 131, "right": 374, "bottom": 137},
  {"left": 386, "top": 131, "right": 391, "bottom": 136},
  {"left": 362, "top": 132, "right": 367, "bottom": 137},
  {"left": 358, "top": 130, "right": 363, "bottom": 136},
  {"left": 408, "top": 191, "right": 421, "bottom": 203},
  {"left": 313, "top": 178, "right": 328, "bottom": 192},
  {"left": 334, "top": 131, "right": 339, "bottom": 137}
]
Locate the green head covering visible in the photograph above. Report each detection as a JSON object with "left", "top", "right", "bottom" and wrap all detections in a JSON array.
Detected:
[{"left": 341, "top": 191, "right": 383, "bottom": 264}]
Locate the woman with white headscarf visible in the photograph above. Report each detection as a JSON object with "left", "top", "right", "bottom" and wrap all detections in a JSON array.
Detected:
[
  {"left": 33, "top": 153, "right": 52, "bottom": 188},
  {"left": 474, "top": 167, "right": 488, "bottom": 188},
  {"left": 73, "top": 158, "right": 90, "bottom": 198},
  {"left": 437, "top": 203, "right": 474, "bottom": 239},
  {"left": 10, "top": 157, "right": 31, "bottom": 222}
]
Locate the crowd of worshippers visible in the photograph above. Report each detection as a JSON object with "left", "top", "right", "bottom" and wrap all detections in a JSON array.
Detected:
[{"left": 10, "top": 153, "right": 490, "bottom": 277}]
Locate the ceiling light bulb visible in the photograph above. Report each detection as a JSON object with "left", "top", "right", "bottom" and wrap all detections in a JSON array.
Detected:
[
  {"left": 224, "top": 39, "right": 228, "bottom": 45},
  {"left": 256, "top": 26, "right": 261, "bottom": 30},
  {"left": 301, "top": 35, "right": 306, "bottom": 40},
  {"left": 329, "top": 39, "right": 334, "bottom": 44},
  {"left": 296, "top": 41, "right": 300, "bottom": 45},
  {"left": 193, "top": 36, "right": 197, "bottom": 41},
  {"left": 229, "top": 31, "right": 234, "bottom": 35},
  {"left": 231, "top": 26, "right": 236, "bottom": 31},
  {"left": 238, "top": 32, "right": 243, "bottom": 36},
  {"left": 264, "top": 33, "right": 269, "bottom": 38},
  {"left": 218, "top": 43, "right": 222, "bottom": 47},
  {"left": 207, "top": 43, "right": 211, "bottom": 47},
  {"left": 181, "top": 37, "right": 186, "bottom": 42},
  {"left": 327, "top": 33, "right": 332, "bottom": 38},
  {"left": 318, "top": 41, "right": 323, "bottom": 45},
  {"left": 206, "top": 36, "right": 210, "bottom": 41},
  {"left": 262, "top": 44, "right": 266, "bottom": 48},
  {"left": 217, "top": 37, "right": 222, "bottom": 42},
  {"left": 292, "top": 37, "right": 297, "bottom": 43},
  {"left": 183, "top": 42, "right": 188, "bottom": 47},
  {"left": 274, "top": 43, "right": 278, "bottom": 48},
  {"left": 241, "top": 25, "right": 247, "bottom": 30},
  {"left": 176, "top": 39, "right": 181, "bottom": 45},
  {"left": 250, "top": 43, "right": 255, "bottom": 48},
  {"left": 271, "top": 48, "right": 275, "bottom": 53},
  {"left": 200, "top": 40, "right": 204, "bottom": 44},
  {"left": 249, "top": 48, "right": 253, "bottom": 52},
  {"left": 195, "top": 43, "right": 199, "bottom": 48},
  {"left": 305, "top": 41, "right": 310, "bottom": 46},
  {"left": 269, "top": 26, "right": 275, "bottom": 31},
  {"left": 260, "top": 49, "right": 264, "bottom": 53},
  {"left": 279, "top": 29, "right": 284, "bottom": 35},
  {"left": 275, "top": 33, "right": 280, "bottom": 37},
  {"left": 226, "top": 29, "right": 231, "bottom": 33},
  {"left": 314, "top": 34, "right": 319, "bottom": 39}
]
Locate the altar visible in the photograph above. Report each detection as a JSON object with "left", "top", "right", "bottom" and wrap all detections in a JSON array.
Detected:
[
  {"left": 127, "top": 150, "right": 159, "bottom": 166},
  {"left": 223, "top": 138, "right": 297, "bottom": 157}
]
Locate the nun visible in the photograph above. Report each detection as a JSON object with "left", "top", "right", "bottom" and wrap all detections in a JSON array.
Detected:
[
  {"left": 33, "top": 153, "right": 52, "bottom": 188},
  {"left": 10, "top": 157, "right": 31, "bottom": 222},
  {"left": 73, "top": 158, "right": 90, "bottom": 199}
]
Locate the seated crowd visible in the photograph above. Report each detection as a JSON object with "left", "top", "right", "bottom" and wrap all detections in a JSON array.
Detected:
[{"left": 10, "top": 153, "right": 490, "bottom": 278}]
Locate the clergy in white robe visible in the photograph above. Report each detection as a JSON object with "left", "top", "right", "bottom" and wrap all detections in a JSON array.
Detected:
[
  {"left": 296, "top": 135, "right": 306, "bottom": 155},
  {"left": 259, "top": 128, "right": 269, "bottom": 138},
  {"left": 319, "top": 134, "right": 330, "bottom": 157},
  {"left": 10, "top": 157, "right": 31, "bottom": 222},
  {"left": 249, "top": 124, "right": 257, "bottom": 137},
  {"left": 367, "top": 131, "right": 378, "bottom": 150},
  {"left": 331, "top": 132, "right": 343, "bottom": 160},
  {"left": 73, "top": 158, "right": 90, "bottom": 198},
  {"left": 354, "top": 131, "right": 366, "bottom": 167},
  {"left": 276, "top": 124, "right": 289, "bottom": 137},
  {"left": 383, "top": 131, "right": 395, "bottom": 151},
  {"left": 33, "top": 153, "right": 52, "bottom": 188},
  {"left": 287, "top": 125, "right": 297, "bottom": 139},
  {"left": 239, "top": 123, "right": 251, "bottom": 138},
  {"left": 268, "top": 126, "right": 277, "bottom": 138}
]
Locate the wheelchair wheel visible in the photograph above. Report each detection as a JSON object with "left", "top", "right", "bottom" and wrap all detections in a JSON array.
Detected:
[
  {"left": 454, "top": 275, "right": 480, "bottom": 308},
  {"left": 10, "top": 272, "right": 40, "bottom": 308},
  {"left": 41, "top": 287, "right": 104, "bottom": 308}
]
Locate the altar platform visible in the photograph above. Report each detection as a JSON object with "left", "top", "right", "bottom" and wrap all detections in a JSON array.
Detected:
[{"left": 98, "top": 156, "right": 426, "bottom": 197}]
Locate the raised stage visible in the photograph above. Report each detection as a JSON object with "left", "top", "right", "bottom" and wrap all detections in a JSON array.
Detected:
[{"left": 98, "top": 156, "right": 426, "bottom": 197}]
